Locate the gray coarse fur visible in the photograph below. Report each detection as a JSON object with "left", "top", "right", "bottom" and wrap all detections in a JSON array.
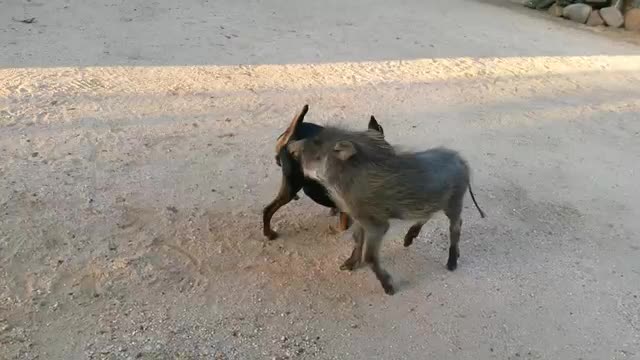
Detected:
[{"left": 289, "top": 126, "right": 485, "bottom": 295}]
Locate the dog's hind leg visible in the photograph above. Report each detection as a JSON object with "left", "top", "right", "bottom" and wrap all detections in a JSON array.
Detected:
[{"left": 263, "top": 175, "right": 302, "bottom": 240}]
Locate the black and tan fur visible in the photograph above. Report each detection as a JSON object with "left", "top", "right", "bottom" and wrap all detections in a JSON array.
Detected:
[{"left": 262, "top": 105, "right": 385, "bottom": 240}]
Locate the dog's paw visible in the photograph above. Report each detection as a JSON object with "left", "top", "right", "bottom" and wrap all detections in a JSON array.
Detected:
[{"left": 265, "top": 230, "right": 279, "bottom": 240}]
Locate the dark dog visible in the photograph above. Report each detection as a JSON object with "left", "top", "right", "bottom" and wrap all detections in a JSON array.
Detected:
[{"left": 262, "top": 105, "right": 384, "bottom": 240}]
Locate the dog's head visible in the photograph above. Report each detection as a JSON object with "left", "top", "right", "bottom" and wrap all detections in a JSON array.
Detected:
[
  {"left": 274, "top": 105, "right": 309, "bottom": 166},
  {"left": 273, "top": 105, "right": 385, "bottom": 167}
]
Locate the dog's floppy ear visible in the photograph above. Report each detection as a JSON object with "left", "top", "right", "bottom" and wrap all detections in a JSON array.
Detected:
[
  {"left": 275, "top": 105, "right": 309, "bottom": 153},
  {"left": 334, "top": 140, "right": 356, "bottom": 161},
  {"left": 368, "top": 115, "right": 384, "bottom": 135}
]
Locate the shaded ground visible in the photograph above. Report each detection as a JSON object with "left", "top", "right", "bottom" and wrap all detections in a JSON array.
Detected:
[{"left": 1, "top": 0, "right": 640, "bottom": 359}]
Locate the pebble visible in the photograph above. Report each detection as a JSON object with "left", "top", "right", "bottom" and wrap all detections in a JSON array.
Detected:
[
  {"left": 548, "top": 4, "right": 564, "bottom": 17},
  {"left": 624, "top": 8, "right": 640, "bottom": 31},
  {"left": 586, "top": 10, "right": 605, "bottom": 26},
  {"left": 562, "top": 3, "right": 592, "bottom": 23},
  {"left": 600, "top": 6, "right": 624, "bottom": 27}
]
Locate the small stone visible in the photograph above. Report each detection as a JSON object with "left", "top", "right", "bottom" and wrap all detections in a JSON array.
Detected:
[
  {"left": 586, "top": 10, "right": 605, "bottom": 26},
  {"left": 350, "top": 324, "right": 359, "bottom": 329},
  {"left": 563, "top": 3, "right": 592, "bottom": 23},
  {"left": 166, "top": 206, "right": 178, "bottom": 214},
  {"left": 548, "top": 4, "right": 564, "bottom": 17},
  {"left": 600, "top": 6, "right": 624, "bottom": 27},
  {"left": 31, "top": 152, "right": 39, "bottom": 157},
  {"left": 280, "top": 336, "right": 287, "bottom": 342},
  {"left": 624, "top": 8, "right": 640, "bottom": 31},
  {"left": 0, "top": 323, "right": 11, "bottom": 332}
]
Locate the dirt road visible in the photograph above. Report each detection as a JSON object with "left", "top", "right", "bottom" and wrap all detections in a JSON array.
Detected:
[{"left": 1, "top": 0, "right": 640, "bottom": 359}]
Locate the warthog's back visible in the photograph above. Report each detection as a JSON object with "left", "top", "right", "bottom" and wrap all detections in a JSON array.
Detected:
[{"left": 347, "top": 147, "right": 470, "bottom": 220}]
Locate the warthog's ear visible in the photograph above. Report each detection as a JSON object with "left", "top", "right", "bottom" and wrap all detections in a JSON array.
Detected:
[
  {"left": 368, "top": 115, "right": 384, "bottom": 135},
  {"left": 275, "top": 105, "right": 309, "bottom": 153},
  {"left": 287, "top": 139, "right": 305, "bottom": 159},
  {"left": 334, "top": 141, "right": 356, "bottom": 160}
]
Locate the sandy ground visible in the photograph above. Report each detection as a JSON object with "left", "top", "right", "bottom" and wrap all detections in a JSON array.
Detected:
[{"left": 2, "top": 0, "right": 640, "bottom": 359}]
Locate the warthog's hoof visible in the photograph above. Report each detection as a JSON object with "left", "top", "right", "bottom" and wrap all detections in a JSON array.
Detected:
[{"left": 340, "top": 258, "right": 360, "bottom": 271}]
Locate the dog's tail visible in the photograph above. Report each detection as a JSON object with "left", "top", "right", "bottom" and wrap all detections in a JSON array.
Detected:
[{"left": 468, "top": 182, "right": 486, "bottom": 218}]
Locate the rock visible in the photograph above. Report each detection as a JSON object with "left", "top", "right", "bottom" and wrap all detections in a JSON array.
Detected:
[
  {"left": 586, "top": 10, "right": 605, "bottom": 25},
  {"left": 563, "top": 3, "right": 593, "bottom": 23},
  {"left": 549, "top": 3, "right": 565, "bottom": 16},
  {"left": 600, "top": 6, "right": 625, "bottom": 27},
  {"left": 625, "top": 8, "right": 640, "bottom": 31}
]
